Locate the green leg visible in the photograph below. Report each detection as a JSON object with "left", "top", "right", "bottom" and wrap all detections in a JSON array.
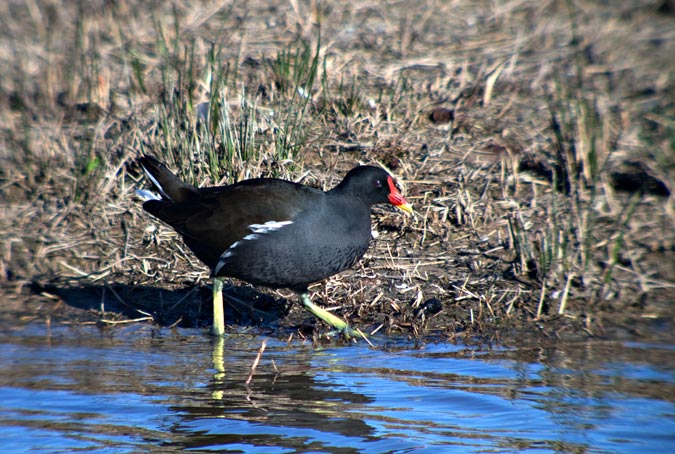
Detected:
[
  {"left": 211, "top": 277, "right": 226, "bottom": 336},
  {"left": 299, "top": 293, "right": 358, "bottom": 339}
]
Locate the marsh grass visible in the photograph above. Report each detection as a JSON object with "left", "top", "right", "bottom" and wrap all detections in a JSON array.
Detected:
[
  {"left": 1, "top": 0, "right": 673, "bottom": 341},
  {"left": 140, "top": 22, "right": 323, "bottom": 186},
  {"left": 507, "top": 72, "right": 613, "bottom": 295}
]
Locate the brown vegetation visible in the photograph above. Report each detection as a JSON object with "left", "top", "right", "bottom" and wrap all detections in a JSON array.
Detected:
[{"left": 1, "top": 0, "right": 674, "bottom": 343}]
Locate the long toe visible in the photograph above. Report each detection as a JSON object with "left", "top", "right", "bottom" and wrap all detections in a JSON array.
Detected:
[{"left": 299, "top": 293, "right": 361, "bottom": 340}]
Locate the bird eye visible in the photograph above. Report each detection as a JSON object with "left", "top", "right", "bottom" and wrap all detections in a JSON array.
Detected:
[{"left": 375, "top": 179, "right": 383, "bottom": 188}]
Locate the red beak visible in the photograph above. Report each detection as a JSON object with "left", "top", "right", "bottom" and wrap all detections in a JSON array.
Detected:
[{"left": 386, "top": 176, "right": 413, "bottom": 214}]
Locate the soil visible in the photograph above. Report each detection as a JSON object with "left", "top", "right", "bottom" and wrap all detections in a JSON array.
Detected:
[{"left": 1, "top": 0, "right": 674, "bottom": 345}]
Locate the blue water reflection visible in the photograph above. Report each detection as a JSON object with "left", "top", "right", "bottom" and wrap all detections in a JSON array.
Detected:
[{"left": 0, "top": 326, "right": 673, "bottom": 453}]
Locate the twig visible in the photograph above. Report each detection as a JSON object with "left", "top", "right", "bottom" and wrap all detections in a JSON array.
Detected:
[
  {"left": 558, "top": 273, "right": 574, "bottom": 315},
  {"left": 356, "top": 328, "right": 374, "bottom": 347},
  {"left": 246, "top": 339, "right": 267, "bottom": 385},
  {"left": 100, "top": 316, "right": 154, "bottom": 324},
  {"left": 536, "top": 280, "right": 547, "bottom": 319}
]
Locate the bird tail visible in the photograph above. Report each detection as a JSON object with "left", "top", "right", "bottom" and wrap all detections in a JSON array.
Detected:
[
  {"left": 136, "top": 155, "right": 197, "bottom": 202},
  {"left": 135, "top": 188, "right": 162, "bottom": 201}
]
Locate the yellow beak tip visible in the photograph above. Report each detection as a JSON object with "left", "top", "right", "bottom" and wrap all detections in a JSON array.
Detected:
[{"left": 397, "top": 203, "right": 414, "bottom": 216}]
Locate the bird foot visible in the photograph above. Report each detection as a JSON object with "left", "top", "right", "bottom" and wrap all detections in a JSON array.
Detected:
[{"left": 299, "top": 293, "right": 366, "bottom": 341}]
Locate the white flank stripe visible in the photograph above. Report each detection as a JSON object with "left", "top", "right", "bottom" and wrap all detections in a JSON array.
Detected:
[
  {"left": 249, "top": 220, "right": 293, "bottom": 234},
  {"left": 213, "top": 240, "right": 243, "bottom": 275},
  {"left": 228, "top": 240, "right": 242, "bottom": 250},
  {"left": 213, "top": 221, "right": 292, "bottom": 276},
  {"left": 214, "top": 249, "right": 234, "bottom": 276}
]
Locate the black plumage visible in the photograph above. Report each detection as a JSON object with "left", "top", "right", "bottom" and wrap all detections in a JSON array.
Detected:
[{"left": 136, "top": 155, "right": 412, "bottom": 337}]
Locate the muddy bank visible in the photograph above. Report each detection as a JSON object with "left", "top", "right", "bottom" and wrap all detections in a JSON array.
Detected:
[{"left": 1, "top": 0, "right": 674, "bottom": 344}]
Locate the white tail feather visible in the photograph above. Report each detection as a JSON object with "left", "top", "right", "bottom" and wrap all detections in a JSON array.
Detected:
[
  {"left": 141, "top": 164, "right": 172, "bottom": 200},
  {"left": 135, "top": 189, "right": 161, "bottom": 201}
]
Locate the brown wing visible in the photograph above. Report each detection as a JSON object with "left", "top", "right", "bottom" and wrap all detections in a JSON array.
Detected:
[{"left": 143, "top": 179, "right": 323, "bottom": 270}]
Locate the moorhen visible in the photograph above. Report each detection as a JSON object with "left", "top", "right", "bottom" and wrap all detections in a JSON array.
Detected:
[{"left": 135, "top": 155, "right": 413, "bottom": 337}]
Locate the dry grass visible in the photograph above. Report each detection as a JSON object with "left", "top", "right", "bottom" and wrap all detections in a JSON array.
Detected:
[{"left": 1, "top": 0, "right": 674, "bottom": 342}]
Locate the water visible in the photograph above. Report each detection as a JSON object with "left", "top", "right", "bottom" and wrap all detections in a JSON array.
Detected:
[{"left": 1, "top": 323, "right": 673, "bottom": 453}]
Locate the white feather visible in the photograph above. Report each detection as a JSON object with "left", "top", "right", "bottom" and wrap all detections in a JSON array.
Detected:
[
  {"left": 213, "top": 220, "right": 293, "bottom": 275},
  {"left": 141, "top": 164, "right": 171, "bottom": 201},
  {"left": 135, "top": 189, "right": 161, "bottom": 201},
  {"left": 249, "top": 220, "right": 294, "bottom": 233}
]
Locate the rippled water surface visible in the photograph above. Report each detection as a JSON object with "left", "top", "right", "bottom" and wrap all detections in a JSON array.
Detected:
[{"left": 1, "top": 323, "right": 673, "bottom": 453}]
